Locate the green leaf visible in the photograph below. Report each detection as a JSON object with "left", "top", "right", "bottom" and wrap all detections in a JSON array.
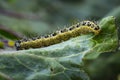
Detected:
[
  {"left": 84, "top": 16, "right": 118, "bottom": 59},
  {"left": 0, "top": 72, "right": 12, "bottom": 80},
  {"left": 0, "top": 16, "right": 118, "bottom": 80},
  {"left": 86, "top": 50, "right": 120, "bottom": 80}
]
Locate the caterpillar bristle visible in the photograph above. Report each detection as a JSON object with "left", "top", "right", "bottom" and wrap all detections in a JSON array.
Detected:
[
  {"left": 87, "top": 23, "right": 91, "bottom": 26},
  {"left": 51, "top": 32, "right": 57, "bottom": 36},
  {"left": 29, "top": 38, "right": 33, "bottom": 41},
  {"left": 80, "top": 21, "right": 86, "bottom": 26},
  {"left": 76, "top": 23, "right": 80, "bottom": 27},
  {"left": 44, "top": 35, "right": 49, "bottom": 38},
  {"left": 69, "top": 26, "right": 74, "bottom": 30},
  {"left": 60, "top": 28, "right": 66, "bottom": 33},
  {"left": 38, "top": 36, "right": 42, "bottom": 39},
  {"left": 17, "top": 40, "right": 21, "bottom": 43},
  {"left": 22, "top": 38, "right": 27, "bottom": 42},
  {"left": 39, "top": 36, "right": 44, "bottom": 39},
  {"left": 32, "top": 37, "right": 37, "bottom": 40},
  {"left": 94, "top": 26, "right": 100, "bottom": 30}
]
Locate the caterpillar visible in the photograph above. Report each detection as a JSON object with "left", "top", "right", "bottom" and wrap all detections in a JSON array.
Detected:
[{"left": 15, "top": 21, "right": 100, "bottom": 50}]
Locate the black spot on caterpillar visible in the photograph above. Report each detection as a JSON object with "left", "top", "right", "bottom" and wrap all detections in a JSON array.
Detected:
[{"left": 15, "top": 21, "right": 100, "bottom": 50}]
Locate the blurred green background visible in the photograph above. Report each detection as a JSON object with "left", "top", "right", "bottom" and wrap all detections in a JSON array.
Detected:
[{"left": 0, "top": 0, "right": 120, "bottom": 80}]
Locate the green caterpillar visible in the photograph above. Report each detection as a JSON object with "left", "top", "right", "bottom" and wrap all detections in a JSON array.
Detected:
[{"left": 15, "top": 21, "right": 100, "bottom": 50}]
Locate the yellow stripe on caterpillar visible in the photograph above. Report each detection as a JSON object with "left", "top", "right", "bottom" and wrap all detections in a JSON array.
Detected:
[{"left": 15, "top": 20, "right": 100, "bottom": 50}]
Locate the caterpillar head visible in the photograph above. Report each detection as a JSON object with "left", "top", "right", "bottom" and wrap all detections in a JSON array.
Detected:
[{"left": 15, "top": 40, "right": 21, "bottom": 50}]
